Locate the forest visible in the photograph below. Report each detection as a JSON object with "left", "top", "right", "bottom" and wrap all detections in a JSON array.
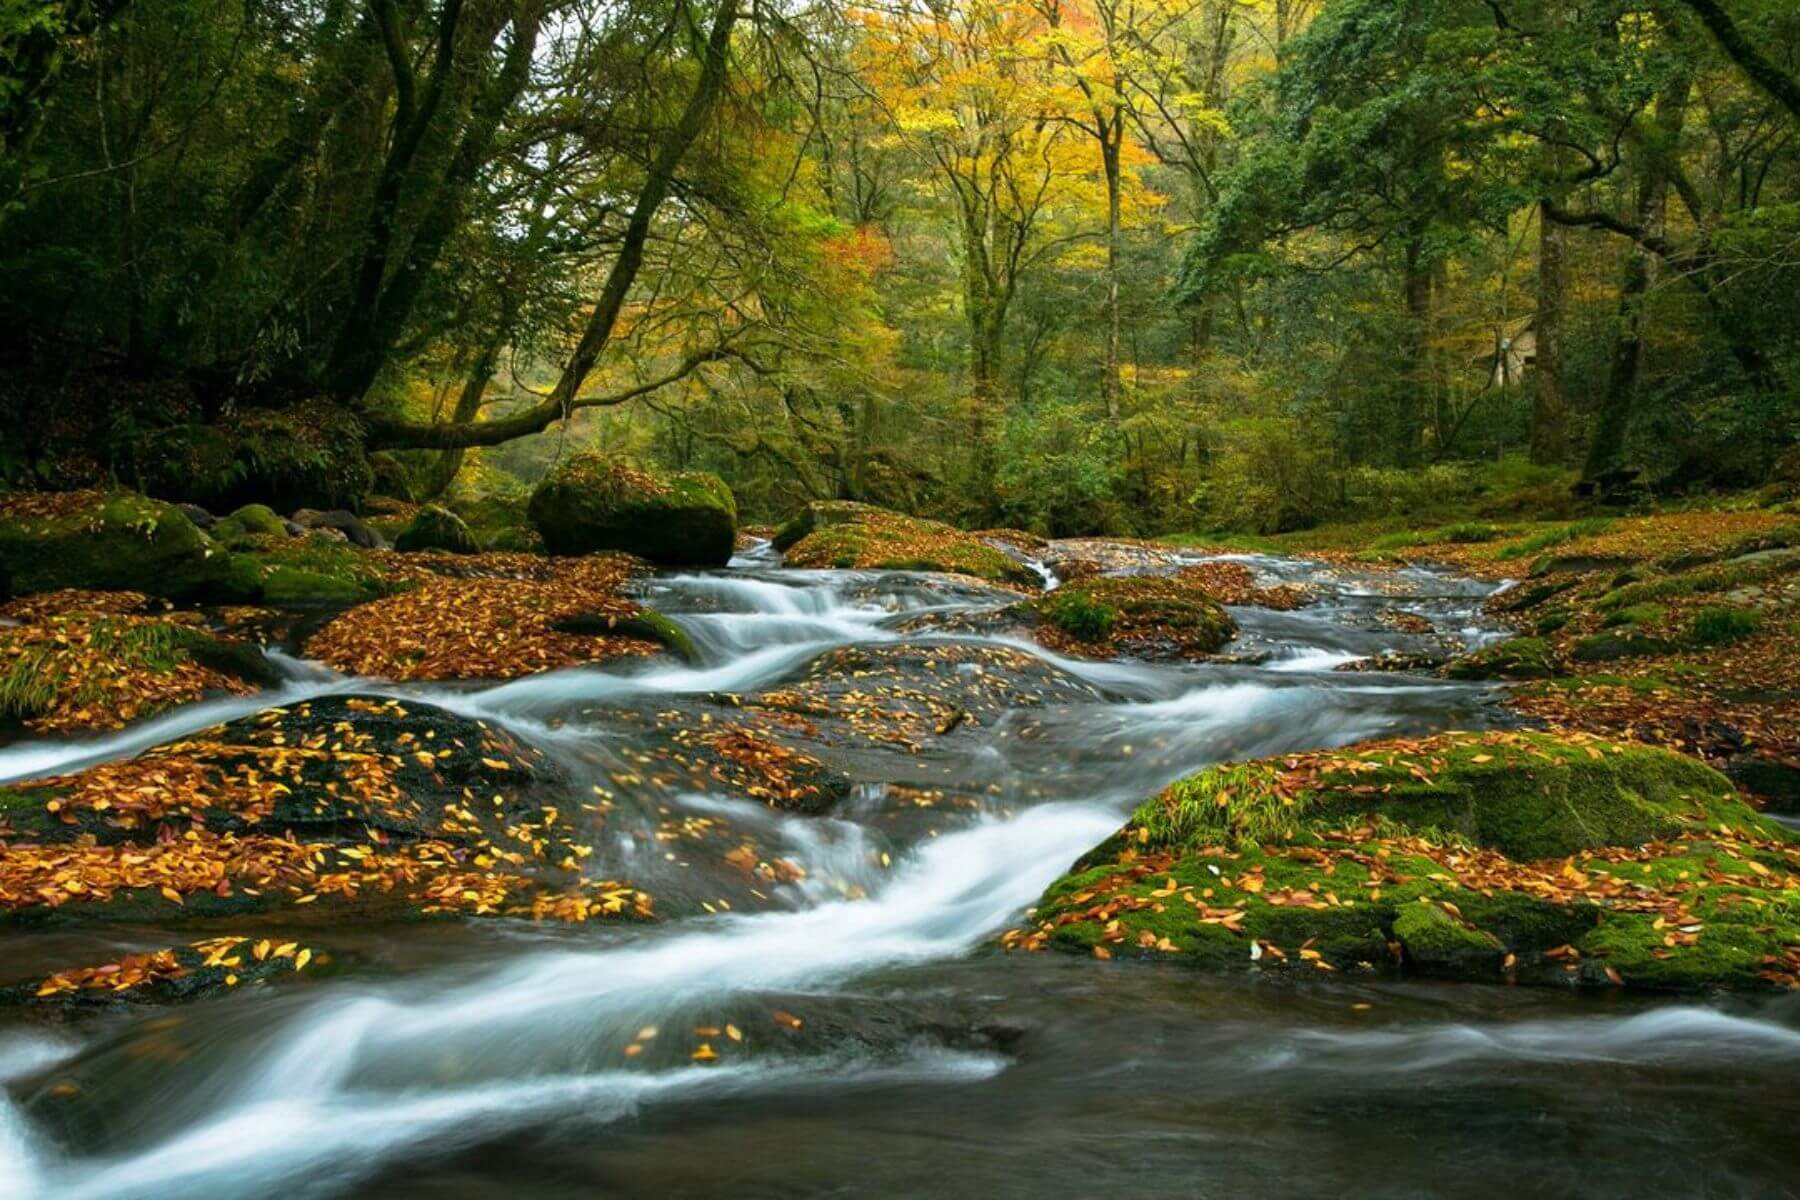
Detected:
[
  {"left": 1, "top": 1, "right": 1798, "bottom": 1197},
  {"left": 1, "top": 0, "right": 1794, "bottom": 530}
]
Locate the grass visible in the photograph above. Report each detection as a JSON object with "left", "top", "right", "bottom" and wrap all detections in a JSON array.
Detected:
[
  {"left": 0, "top": 618, "right": 190, "bottom": 721},
  {"left": 1689, "top": 605, "right": 1761, "bottom": 646},
  {"left": 1494, "top": 517, "right": 1615, "bottom": 560}
]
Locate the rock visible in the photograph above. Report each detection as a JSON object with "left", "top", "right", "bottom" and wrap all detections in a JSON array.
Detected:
[
  {"left": 291, "top": 508, "right": 386, "bottom": 549},
  {"left": 1018, "top": 731, "right": 1797, "bottom": 992},
  {"left": 174, "top": 502, "right": 217, "bottom": 530},
  {"left": 394, "top": 504, "right": 479, "bottom": 554},
  {"left": 1569, "top": 629, "right": 1674, "bottom": 662},
  {"left": 0, "top": 490, "right": 236, "bottom": 601},
  {"left": 529, "top": 456, "right": 737, "bottom": 565},
  {"left": 1443, "top": 636, "right": 1556, "bottom": 680},
  {"left": 448, "top": 489, "right": 541, "bottom": 552},
  {"left": 777, "top": 502, "right": 1041, "bottom": 588}
]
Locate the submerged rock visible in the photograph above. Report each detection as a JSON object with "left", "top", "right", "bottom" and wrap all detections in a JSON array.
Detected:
[
  {"left": 1013, "top": 730, "right": 1799, "bottom": 992},
  {"left": 530, "top": 456, "right": 736, "bottom": 565}
]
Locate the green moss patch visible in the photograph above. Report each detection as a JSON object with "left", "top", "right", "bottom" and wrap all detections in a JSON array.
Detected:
[{"left": 529, "top": 457, "right": 736, "bottom": 565}]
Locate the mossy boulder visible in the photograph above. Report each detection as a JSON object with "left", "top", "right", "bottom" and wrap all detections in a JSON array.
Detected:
[
  {"left": 778, "top": 503, "right": 1041, "bottom": 587},
  {"left": 449, "top": 489, "right": 541, "bottom": 552},
  {"left": 1010, "top": 568, "right": 1235, "bottom": 660},
  {"left": 529, "top": 457, "right": 736, "bottom": 565},
  {"left": 1444, "top": 636, "right": 1556, "bottom": 680},
  {"left": 1015, "top": 731, "right": 1798, "bottom": 992},
  {"left": 772, "top": 500, "right": 882, "bottom": 552},
  {"left": 209, "top": 503, "right": 289, "bottom": 549},
  {"left": 226, "top": 537, "right": 405, "bottom": 606},
  {"left": 394, "top": 504, "right": 479, "bottom": 554},
  {"left": 0, "top": 490, "right": 235, "bottom": 601}
]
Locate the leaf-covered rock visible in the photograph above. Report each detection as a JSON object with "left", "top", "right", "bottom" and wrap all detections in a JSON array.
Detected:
[
  {"left": 529, "top": 456, "right": 737, "bottom": 565},
  {"left": 1012, "top": 568, "right": 1237, "bottom": 660}
]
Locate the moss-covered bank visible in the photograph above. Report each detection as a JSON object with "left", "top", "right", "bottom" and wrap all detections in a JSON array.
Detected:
[{"left": 1011, "top": 731, "right": 1799, "bottom": 992}]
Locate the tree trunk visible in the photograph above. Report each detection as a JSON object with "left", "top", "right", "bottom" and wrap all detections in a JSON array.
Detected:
[
  {"left": 1582, "top": 66, "right": 1691, "bottom": 483},
  {"left": 1102, "top": 119, "right": 1122, "bottom": 425},
  {"left": 1531, "top": 198, "right": 1568, "bottom": 464},
  {"left": 1399, "top": 237, "right": 1433, "bottom": 465}
]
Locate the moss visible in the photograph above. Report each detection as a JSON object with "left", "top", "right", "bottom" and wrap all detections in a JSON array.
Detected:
[
  {"left": 529, "top": 457, "right": 737, "bottom": 565},
  {"left": 1132, "top": 731, "right": 1767, "bottom": 860},
  {"left": 1041, "top": 590, "right": 1117, "bottom": 641},
  {"left": 1393, "top": 901, "right": 1504, "bottom": 976},
  {"left": 1444, "top": 636, "right": 1556, "bottom": 680},
  {"left": 259, "top": 566, "right": 369, "bottom": 606},
  {"left": 771, "top": 500, "right": 878, "bottom": 551},
  {"left": 554, "top": 608, "right": 697, "bottom": 663},
  {"left": 0, "top": 491, "right": 236, "bottom": 601},
  {"left": 210, "top": 503, "right": 288, "bottom": 549},
  {"left": 1014, "top": 570, "right": 1236, "bottom": 659},
  {"left": 1597, "top": 550, "right": 1799, "bottom": 610},
  {"left": 1570, "top": 629, "right": 1677, "bottom": 662}
]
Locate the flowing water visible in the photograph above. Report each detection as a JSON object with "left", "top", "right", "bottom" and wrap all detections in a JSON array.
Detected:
[{"left": 1, "top": 547, "right": 1796, "bottom": 1199}]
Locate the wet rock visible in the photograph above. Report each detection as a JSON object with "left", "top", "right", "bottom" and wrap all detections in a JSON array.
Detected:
[
  {"left": 531, "top": 456, "right": 736, "bottom": 565},
  {"left": 1, "top": 695, "right": 651, "bottom": 931},
  {"left": 1007, "top": 568, "right": 1236, "bottom": 661},
  {"left": 1334, "top": 650, "right": 1448, "bottom": 673},
  {"left": 393, "top": 504, "right": 479, "bottom": 555},
  {"left": 292, "top": 508, "right": 387, "bottom": 550}
]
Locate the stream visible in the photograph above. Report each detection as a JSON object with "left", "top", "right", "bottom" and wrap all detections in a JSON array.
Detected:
[{"left": 2, "top": 547, "right": 1797, "bottom": 1199}]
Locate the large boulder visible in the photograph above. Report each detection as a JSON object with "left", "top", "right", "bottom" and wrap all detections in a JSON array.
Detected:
[
  {"left": 529, "top": 456, "right": 737, "bottom": 565},
  {"left": 1012, "top": 731, "right": 1799, "bottom": 993},
  {"left": 0, "top": 490, "right": 236, "bottom": 601}
]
